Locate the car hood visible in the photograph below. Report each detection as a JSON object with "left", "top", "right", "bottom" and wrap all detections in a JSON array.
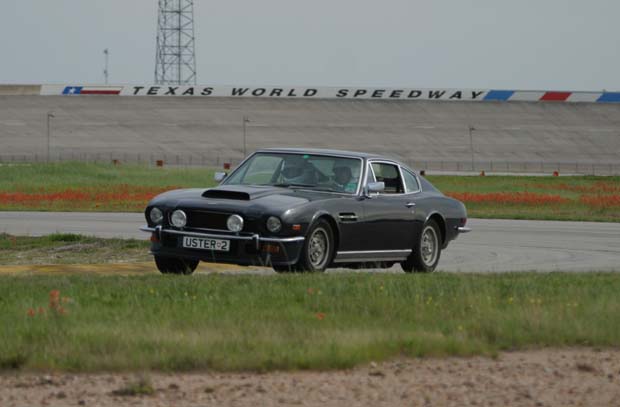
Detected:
[{"left": 149, "top": 185, "right": 336, "bottom": 216}]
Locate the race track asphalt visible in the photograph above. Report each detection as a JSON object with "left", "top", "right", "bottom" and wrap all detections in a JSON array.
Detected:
[{"left": 1, "top": 211, "right": 619, "bottom": 273}]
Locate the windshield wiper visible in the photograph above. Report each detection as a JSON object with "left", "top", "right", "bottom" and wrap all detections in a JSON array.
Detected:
[{"left": 273, "top": 183, "right": 316, "bottom": 188}]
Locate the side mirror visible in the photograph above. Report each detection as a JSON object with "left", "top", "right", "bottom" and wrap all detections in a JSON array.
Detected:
[
  {"left": 214, "top": 172, "right": 227, "bottom": 182},
  {"left": 368, "top": 181, "right": 385, "bottom": 193},
  {"left": 364, "top": 181, "right": 385, "bottom": 197}
]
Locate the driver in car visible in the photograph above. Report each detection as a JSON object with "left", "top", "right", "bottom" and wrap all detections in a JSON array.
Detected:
[{"left": 280, "top": 157, "right": 318, "bottom": 185}]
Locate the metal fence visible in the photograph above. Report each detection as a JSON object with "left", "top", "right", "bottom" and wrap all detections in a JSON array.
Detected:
[
  {"left": 0, "top": 152, "right": 244, "bottom": 168},
  {"left": 408, "top": 160, "right": 620, "bottom": 176},
  {"left": 1, "top": 152, "right": 619, "bottom": 176}
]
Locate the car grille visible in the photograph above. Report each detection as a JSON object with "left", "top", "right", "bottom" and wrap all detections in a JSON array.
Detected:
[{"left": 184, "top": 210, "right": 258, "bottom": 232}]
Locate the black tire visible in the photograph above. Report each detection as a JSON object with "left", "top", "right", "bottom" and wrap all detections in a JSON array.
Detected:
[
  {"left": 401, "top": 219, "right": 442, "bottom": 273},
  {"left": 154, "top": 256, "right": 199, "bottom": 275},
  {"left": 294, "top": 218, "right": 334, "bottom": 272}
]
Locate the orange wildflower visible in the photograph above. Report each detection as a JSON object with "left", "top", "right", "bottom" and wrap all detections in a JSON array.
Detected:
[
  {"left": 316, "top": 312, "right": 326, "bottom": 321},
  {"left": 49, "top": 290, "right": 61, "bottom": 311}
]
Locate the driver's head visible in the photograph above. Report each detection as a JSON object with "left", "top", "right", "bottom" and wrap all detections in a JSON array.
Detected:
[
  {"left": 282, "top": 156, "right": 309, "bottom": 183},
  {"left": 333, "top": 166, "right": 352, "bottom": 185}
]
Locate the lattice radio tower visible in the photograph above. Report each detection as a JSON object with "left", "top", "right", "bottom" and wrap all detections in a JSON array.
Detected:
[{"left": 155, "top": 0, "right": 197, "bottom": 85}]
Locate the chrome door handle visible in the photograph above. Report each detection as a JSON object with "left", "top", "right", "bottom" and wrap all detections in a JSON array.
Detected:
[{"left": 406, "top": 202, "right": 416, "bottom": 208}]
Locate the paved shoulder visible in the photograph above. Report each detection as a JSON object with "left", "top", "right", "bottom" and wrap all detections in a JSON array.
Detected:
[
  {"left": 1, "top": 212, "right": 619, "bottom": 272},
  {"left": 442, "top": 218, "right": 620, "bottom": 272},
  {"left": 0, "top": 211, "right": 145, "bottom": 239}
]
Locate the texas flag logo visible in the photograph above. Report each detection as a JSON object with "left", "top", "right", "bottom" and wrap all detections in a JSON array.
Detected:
[{"left": 62, "top": 86, "right": 123, "bottom": 95}]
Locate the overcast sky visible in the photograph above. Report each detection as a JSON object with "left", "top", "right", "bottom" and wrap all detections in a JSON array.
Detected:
[{"left": 1, "top": 0, "right": 618, "bottom": 90}]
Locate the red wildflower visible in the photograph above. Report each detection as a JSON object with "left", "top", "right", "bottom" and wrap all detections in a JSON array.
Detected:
[
  {"left": 528, "top": 181, "right": 620, "bottom": 194},
  {"left": 27, "top": 308, "right": 35, "bottom": 317},
  {"left": 0, "top": 185, "right": 181, "bottom": 209},
  {"left": 580, "top": 195, "right": 620, "bottom": 208},
  {"left": 316, "top": 312, "right": 326, "bottom": 321}
]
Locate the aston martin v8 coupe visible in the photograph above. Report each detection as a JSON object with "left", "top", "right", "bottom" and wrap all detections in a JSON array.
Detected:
[{"left": 141, "top": 148, "right": 470, "bottom": 274}]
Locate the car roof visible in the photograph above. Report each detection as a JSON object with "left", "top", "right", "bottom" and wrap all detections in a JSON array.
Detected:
[{"left": 256, "top": 147, "right": 396, "bottom": 162}]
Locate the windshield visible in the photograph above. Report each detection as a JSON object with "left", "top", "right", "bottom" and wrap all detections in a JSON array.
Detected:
[{"left": 223, "top": 152, "right": 363, "bottom": 194}]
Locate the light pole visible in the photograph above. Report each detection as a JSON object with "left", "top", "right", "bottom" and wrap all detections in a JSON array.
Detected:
[
  {"left": 468, "top": 125, "right": 476, "bottom": 171},
  {"left": 242, "top": 116, "right": 250, "bottom": 157},
  {"left": 47, "top": 112, "right": 55, "bottom": 162},
  {"left": 103, "top": 48, "right": 109, "bottom": 84}
]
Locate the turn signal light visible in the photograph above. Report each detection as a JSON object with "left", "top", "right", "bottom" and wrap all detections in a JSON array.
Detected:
[
  {"left": 150, "top": 233, "right": 160, "bottom": 243},
  {"left": 292, "top": 224, "right": 302, "bottom": 231}
]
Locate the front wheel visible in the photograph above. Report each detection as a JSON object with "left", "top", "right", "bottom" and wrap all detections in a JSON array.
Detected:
[
  {"left": 154, "top": 256, "right": 199, "bottom": 275},
  {"left": 294, "top": 219, "right": 334, "bottom": 272},
  {"left": 401, "top": 219, "right": 441, "bottom": 273}
]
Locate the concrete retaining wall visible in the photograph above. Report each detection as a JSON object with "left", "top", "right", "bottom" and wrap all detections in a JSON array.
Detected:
[
  {"left": 1, "top": 95, "right": 619, "bottom": 172},
  {"left": 0, "top": 85, "right": 41, "bottom": 96}
]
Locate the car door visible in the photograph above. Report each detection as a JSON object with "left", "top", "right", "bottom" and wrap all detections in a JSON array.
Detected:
[
  {"left": 399, "top": 167, "right": 425, "bottom": 241},
  {"left": 360, "top": 161, "right": 417, "bottom": 251}
]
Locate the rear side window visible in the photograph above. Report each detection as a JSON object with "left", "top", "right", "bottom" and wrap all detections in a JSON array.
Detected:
[
  {"left": 371, "top": 162, "right": 404, "bottom": 194},
  {"left": 401, "top": 169, "right": 420, "bottom": 193}
]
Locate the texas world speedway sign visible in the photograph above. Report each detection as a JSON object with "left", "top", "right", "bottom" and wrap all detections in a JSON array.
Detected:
[{"left": 40, "top": 85, "right": 620, "bottom": 103}]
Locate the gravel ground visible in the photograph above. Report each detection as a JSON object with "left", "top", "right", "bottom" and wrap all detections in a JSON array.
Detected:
[{"left": 1, "top": 349, "right": 619, "bottom": 407}]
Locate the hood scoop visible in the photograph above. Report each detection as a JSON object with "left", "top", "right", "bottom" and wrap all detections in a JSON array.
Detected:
[{"left": 202, "top": 189, "right": 250, "bottom": 200}]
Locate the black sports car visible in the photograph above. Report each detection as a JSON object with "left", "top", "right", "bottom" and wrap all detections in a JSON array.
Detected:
[{"left": 141, "top": 148, "right": 470, "bottom": 274}]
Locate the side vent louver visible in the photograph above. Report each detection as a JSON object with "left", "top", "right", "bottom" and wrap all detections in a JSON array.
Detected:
[{"left": 338, "top": 213, "right": 358, "bottom": 222}]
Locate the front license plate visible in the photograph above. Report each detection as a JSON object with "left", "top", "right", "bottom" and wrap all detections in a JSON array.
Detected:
[{"left": 182, "top": 236, "right": 230, "bottom": 252}]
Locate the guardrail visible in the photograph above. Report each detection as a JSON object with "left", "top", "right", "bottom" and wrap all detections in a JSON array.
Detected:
[{"left": 1, "top": 153, "right": 619, "bottom": 176}]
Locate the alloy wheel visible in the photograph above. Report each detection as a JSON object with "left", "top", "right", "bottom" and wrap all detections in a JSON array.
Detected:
[
  {"left": 421, "top": 225, "right": 438, "bottom": 266},
  {"left": 308, "top": 227, "right": 329, "bottom": 268}
]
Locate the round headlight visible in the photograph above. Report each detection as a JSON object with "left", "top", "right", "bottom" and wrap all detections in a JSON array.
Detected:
[
  {"left": 171, "top": 210, "right": 187, "bottom": 227},
  {"left": 266, "top": 216, "right": 282, "bottom": 233},
  {"left": 150, "top": 207, "right": 163, "bottom": 225},
  {"left": 226, "top": 214, "right": 244, "bottom": 232}
]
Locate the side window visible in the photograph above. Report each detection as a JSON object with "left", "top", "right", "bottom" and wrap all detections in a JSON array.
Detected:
[
  {"left": 402, "top": 169, "right": 420, "bottom": 193},
  {"left": 371, "top": 163, "right": 404, "bottom": 194}
]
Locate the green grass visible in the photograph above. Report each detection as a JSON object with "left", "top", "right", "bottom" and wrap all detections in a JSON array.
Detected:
[
  {"left": 1, "top": 272, "right": 619, "bottom": 372},
  {"left": 427, "top": 174, "right": 620, "bottom": 194},
  {"left": 0, "top": 162, "right": 216, "bottom": 192},
  {"left": 0, "top": 163, "right": 619, "bottom": 221},
  {"left": 429, "top": 175, "right": 620, "bottom": 222},
  {"left": 0, "top": 233, "right": 150, "bottom": 265}
]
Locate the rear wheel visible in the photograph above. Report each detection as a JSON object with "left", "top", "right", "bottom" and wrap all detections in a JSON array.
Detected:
[
  {"left": 294, "top": 219, "right": 334, "bottom": 272},
  {"left": 154, "top": 256, "right": 199, "bottom": 275},
  {"left": 401, "top": 219, "right": 441, "bottom": 273}
]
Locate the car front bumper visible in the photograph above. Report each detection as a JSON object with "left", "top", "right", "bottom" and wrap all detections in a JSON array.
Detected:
[{"left": 140, "top": 226, "right": 306, "bottom": 266}]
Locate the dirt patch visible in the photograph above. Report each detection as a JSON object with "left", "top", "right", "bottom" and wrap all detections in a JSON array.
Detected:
[{"left": 1, "top": 348, "right": 618, "bottom": 407}]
